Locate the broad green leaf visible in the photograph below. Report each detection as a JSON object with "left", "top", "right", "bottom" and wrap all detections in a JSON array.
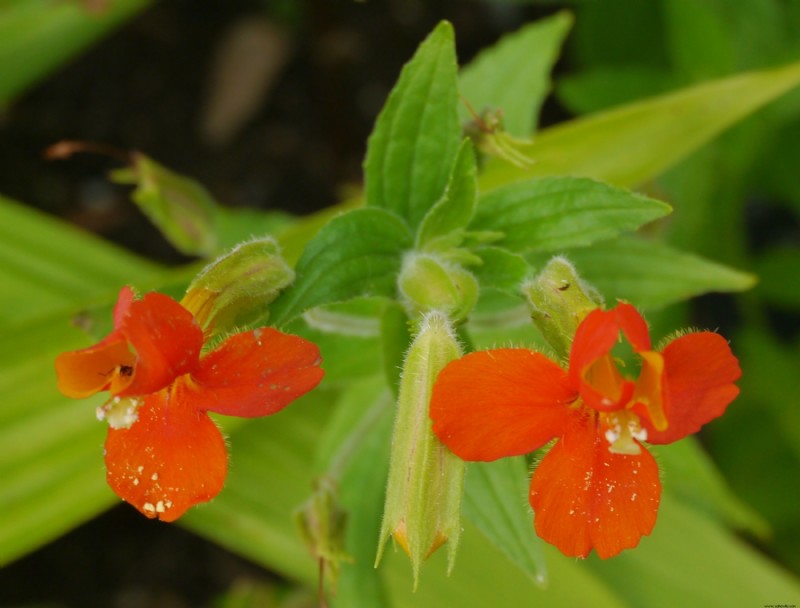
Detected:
[
  {"left": 269, "top": 208, "right": 413, "bottom": 327},
  {"left": 587, "top": 494, "right": 800, "bottom": 607},
  {"left": 364, "top": 21, "right": 461, "bottom": 230},
  {"left": 480, "top": 60, "right": 800, "bottom": 189},
  {"left": 416, "top": 140, "right": 478, "bottom": 249},
  {"left": 459, "top": 11, "right": 573, "bottom": 136},
  {"left": 565, "top": 237, "right": 756, "bottom": 308},
  {"left": 473, "top": 177, "right": 671, "bottom": 253},
  {"left": 0, "top": 196, "right": 162, "bottom": 328},
  {"left": 557, "top": 66, "right": 678, "bottom": 114},
  {"left": 463, "top": 458, "right": 547, "bottom": 586},
  {"left": 472, "top": 247, "right": 531, "bottom": 294},
  {"left": 0, "top": 313, "right": 115, "bottom": 566},
  {"left": 653, "top": 438, "right": 768, "bottom": 538},
  {"left": 0, "top": 0, "right": 153, "bottom": 104}
]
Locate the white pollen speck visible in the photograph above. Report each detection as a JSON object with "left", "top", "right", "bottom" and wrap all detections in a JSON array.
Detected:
[
  {"left": 143, "top": 502, "right": 155, "bottom": 513},
  {"left": 633, "top": 469, "right": 638, "bottom": 475},
  {"left": 164, "top": 500, "right": 173, "bottom": 509},
  {"left": 607, "top": 485, "right": 614, "bottom": 493},
  {"left": 133, "top": 479, "right": 139, "bottom": 486},
  {"left": 610, "top": 507, "right": 615, "bottom": 512},
  {"left": 569, "top": 509, "right": 575, "bottom": 515},
  {"left": 96, "top": 407, "right": 106, "bottom": 421},
  {"left": 594, "top": 517, "right": 600, "bottom": 523},
  {"left": 137, "top": 466, "right": 144, "bottom": 474},
  {"left": 151, "top": 473, "right": 158, "bottom": 481},
  {"left": 156, "top": 501, "right": 166, "bottom": 513},
  {"left": 631, "top": 493, "right": 637, "bottom": 501}
]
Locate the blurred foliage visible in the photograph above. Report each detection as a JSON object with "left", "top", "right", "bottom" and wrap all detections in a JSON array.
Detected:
[{"left": 1, "top": 1, "right": 800, "bottom": 607}]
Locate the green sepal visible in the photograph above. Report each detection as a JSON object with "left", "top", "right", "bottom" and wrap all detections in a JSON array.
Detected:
[
  {"left": 522, "top": 256, "right": 603, "bottom": 359},
  {"left": 181, "top": 238, "right": 294, "bottom": 335},
  {"left": 376, "top": 312, "right": 465, "bottom": 588},
  {"left": 110, "top": 153, "right": 218, "bottom": 257}
]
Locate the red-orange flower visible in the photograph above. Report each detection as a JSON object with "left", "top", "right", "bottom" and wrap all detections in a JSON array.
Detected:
[
  {"left": 55, "top": 286, "right": 324, "bottom": 521},
  {"left": 429, "top": 303, "right": 740, "bottom": 558}
]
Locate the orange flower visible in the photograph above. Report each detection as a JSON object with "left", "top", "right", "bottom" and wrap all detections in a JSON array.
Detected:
[
  {"left": 429, "top": 303, "right": 740, "bottom": 558},
  {"left": 55, "top": 286, "right": 324, "bottom": 521}
]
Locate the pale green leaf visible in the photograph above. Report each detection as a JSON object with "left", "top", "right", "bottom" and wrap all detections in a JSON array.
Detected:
[
  {"left": 463, "top": 458, "right": 547, "bottom": 586},
  {"left": 0, "top": 195, "right": 162, "bottom": 328},
  {"left": 459, "top": 12, "right": 573, "bottom": 136},
  {"left": 587, "top": 494, "right": 800, "bottom": 607},
  {"left": 481, "top": 60, "right": 800, "bottom": 189},
  {"left": 364, "top": 21, "right": 461, "bottom": 230},
  {"left": 269, "top": 208, "right": 413, "bottom": 327},
  {"left": 474, "top": 177, "right": 671, "bottom": 252},
  {"left": 565, "top": 237, "right": 756, "bottom": 308}
]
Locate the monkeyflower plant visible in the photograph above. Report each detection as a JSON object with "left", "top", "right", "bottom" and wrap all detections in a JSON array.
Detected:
[
  {"left": 429, "top": 259, "right": 741, "bottom": 558},
  {"left": 55, "top": 240, "right": 324, "bottom": 520}
]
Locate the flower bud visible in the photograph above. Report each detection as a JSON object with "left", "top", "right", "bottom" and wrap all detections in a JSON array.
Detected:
[
  {"left": 522, "top": 256, "right": 603, "bottom": 359},
  {"left": 111, "top": 153, "right": 218, "bottom": 257},
  {"left": 397, "top": 253, "right": 478, "bottom": 324},
  {"left": 181, "top": 238, "right": 294, "bottom": 335},
  {"left": 376, "top": 312, "right": 464, "bottom": 587}
]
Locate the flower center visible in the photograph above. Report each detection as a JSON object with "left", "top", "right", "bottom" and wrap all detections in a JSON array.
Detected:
[
  {"left": 97, "top": 396, "right": 142, "bottom": 429},
  {"left": 601, "top": 410, "right": 647, "bottom": 455}
]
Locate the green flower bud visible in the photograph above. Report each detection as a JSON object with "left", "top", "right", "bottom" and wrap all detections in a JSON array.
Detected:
[
  {"left": 397, "top": 253, "right": 478, "bottom": 324},
  {"left": 181, "top": 238, "right": 294, "bottom": 335},
  {"left": 376, "top": 312, "right": 464, "bottom": 588},
  {"left": 522, "top": 256, "right": 603, "bottom": 359},
  {"left": 294, "top": 477, "right": 352, "bottom": 595},
  {"left": 111, "top": 153, "right": 219, "bottom": 257}
]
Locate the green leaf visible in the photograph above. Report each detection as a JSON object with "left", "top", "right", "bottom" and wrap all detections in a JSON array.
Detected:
[
  {"left": 0, "top": 195, "right": 162, "bottom": 328},
  {"left": 364, "top": 21, "right": 461, "bottom": 230},
  {"left": 654, "top": 438, "right": 769, "bottom": 539},
  {"left": 111, "top": 154, "right": 220, "bottom": 257},
  {"left": 472, "top": 247, "right": 531, "bottom": 294},
  {"left": 459, "top": 11, "right": 573, "bottom": 136},
  {"left": 473, "top": 177, "right": 671, "bottom": 253},
  {"left": 416, "top": 140, "right": 478, "bottom": 250},
  {"left": 565, "top": 237, "right": 756, "bottom": 308},
  {"left": 587, "top": 494, "right": 800, "bottom": 608},
  {"left": 269, "top": 208, "right": 413, "bottom": 327},
  {"left": 481, "top": 60, "right": 800, "bottom": 189},
  {"left": 0, "top": 313, "right": 116, "bottom": 566},
  {"left": 463, "top": 458, "right": 547, "bottom": 586},
  {"left": 0, "top": 0, "right": 153, "bottom": 104}
]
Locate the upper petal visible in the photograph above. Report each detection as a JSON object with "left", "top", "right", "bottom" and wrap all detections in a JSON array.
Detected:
[
  {"left": 429, "top": 348, "right": 576, "bottom": 461},
  {"left": 104, "top": 383, "right": 228, "bottom": 522},
  {"left": 568, "top": 308, "right": 619, "bottom": 386},
  {"left": 117, "top": 292, "right": 204, "bottom": 397},
  {"left": 185, "top": 328, "right": 324, "bottom": 417},
  {"left": 529, "top": 414, "right": 661, "bottom": 559},
  {"left": 640, "top": 331, "right": 741, "bottom": 444},
  {"left": 55, "top": 339, "right": 136, "bottom": 398}
]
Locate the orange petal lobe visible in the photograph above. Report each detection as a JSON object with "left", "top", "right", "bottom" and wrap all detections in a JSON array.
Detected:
[
  {"left": 187, "top": 328, "right": 324, "bottom": 417},
  {"left": 430, "top": 349, "right": 576, "bottom": 461},
  {"left": 642, "top": 331, "right": 741, "bottom": 444},
  {"left": 614, "top": 303, "right": 651, "bottom": 352},
  {"left": 118, "top": 293, "right": 203, "bottom": 397},
  {"left": 529, "top": 415, "right": 661, "bottom": 559},
  {"left": 104, "top": 385, "right": 228, "bottom": 521},
  {"left": 569, "top": 308, "right": 619, "bottom": 387},
  {"left": 55, "top": 339, "right": 135, "bottom": 398}
]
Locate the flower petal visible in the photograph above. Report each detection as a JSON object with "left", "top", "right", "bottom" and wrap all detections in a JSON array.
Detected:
[
  {"left": 429, "top": 349, "right": 576, "bottom": 461},
  {"left": 118, "top": 293, "right": 203, "bottom": 397},
  {"left": 529, "top": 414, "right": 661, "bottom": 559},
  {"left": 614, "top": 302, "right": 651, "bottom": 352},
  {"left": 55, "top": 339, "right": 136, "bottom": 398},
  {"left": 186, "top": 328, "right": 324, "bottom": 417},
  {"left": 568, "top": 308, "right": 619, "bottom": 386},
  {"left": 640, "top": 331, "right": 741, "bottom": 444},
  {"left": 104, "top": 385, "right": 228, "bottom": 521}
]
